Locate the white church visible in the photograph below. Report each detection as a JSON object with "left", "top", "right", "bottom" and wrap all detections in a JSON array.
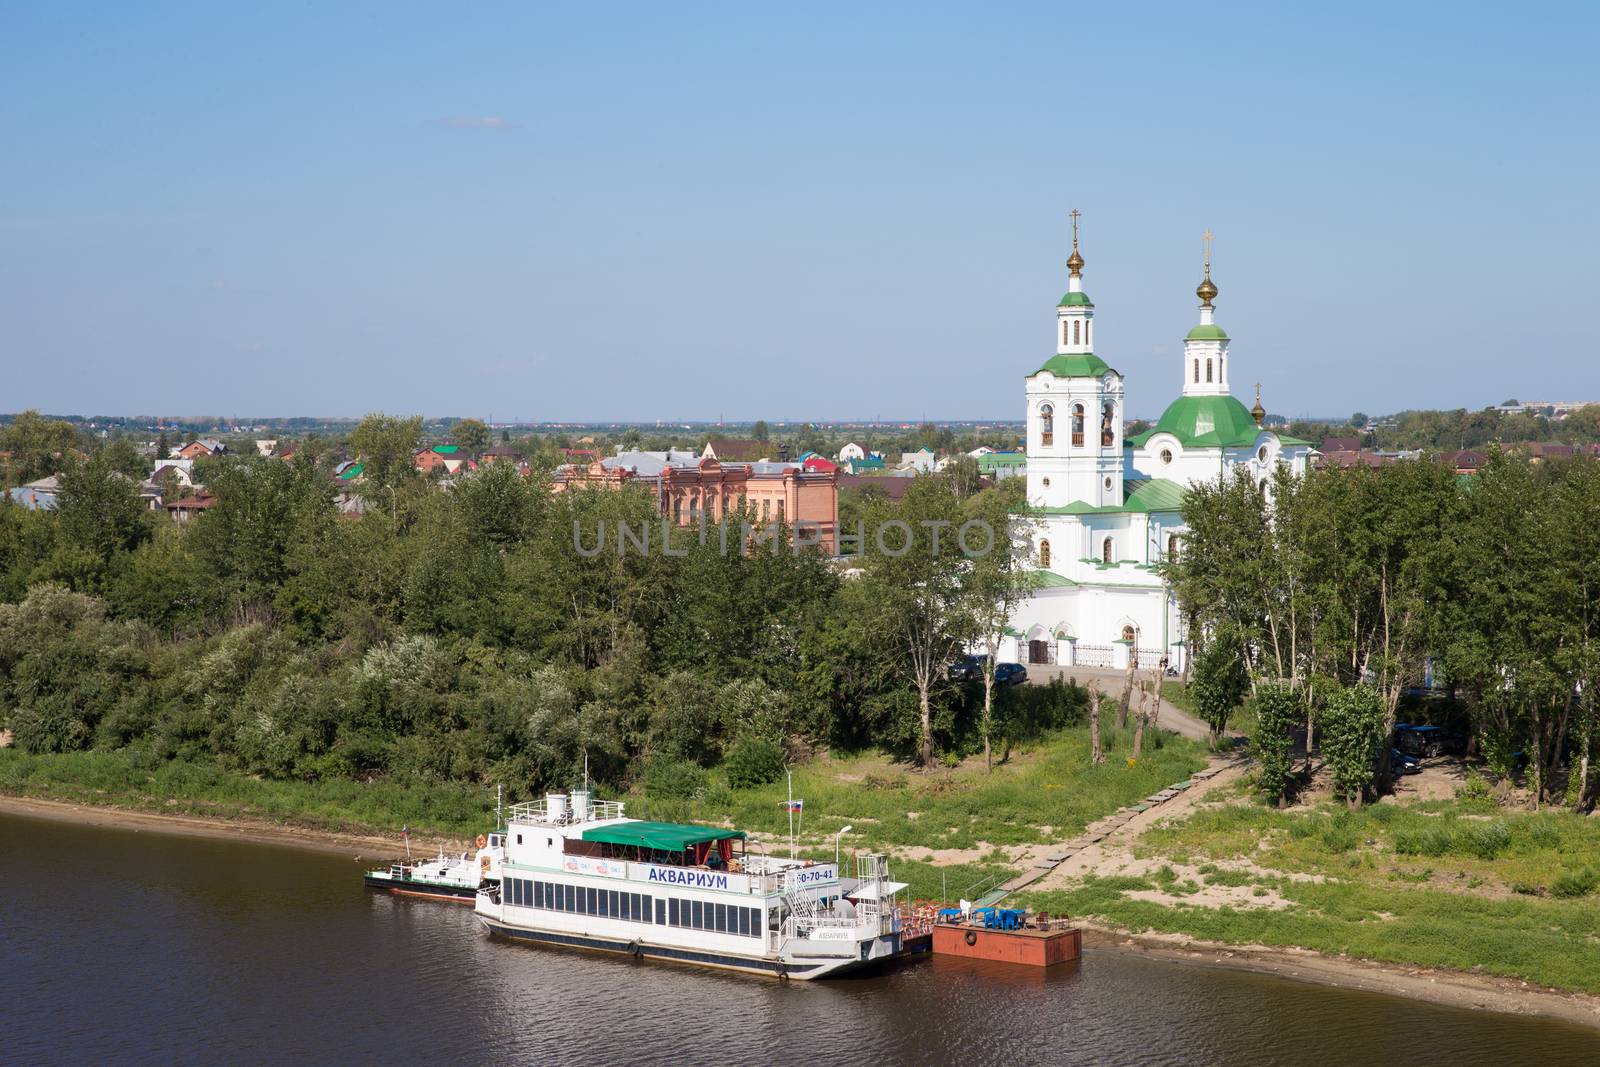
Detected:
[{"left": 1002, "top": 223, "right": 1311, "bottom": 671}]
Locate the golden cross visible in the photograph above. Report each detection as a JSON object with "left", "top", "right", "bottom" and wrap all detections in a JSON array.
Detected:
[
  {"left": 1070, "top": 208, "right": 1082, "bottom": 248},
  {"left": 1202, "top": 229, "right": 1214, "bottom": 273}
]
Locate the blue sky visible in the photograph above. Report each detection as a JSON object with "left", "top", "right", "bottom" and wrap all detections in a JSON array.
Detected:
[{"left": 2, "top": 2, "right": 1596, "bottom": 422}]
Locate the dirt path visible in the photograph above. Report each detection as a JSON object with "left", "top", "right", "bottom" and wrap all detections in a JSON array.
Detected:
[
  {"left": 1031, "top": 757, "right": 1249, "bottom": 892},
  {"left": 1027, "top": 665, "right": 1216, "bottom": 742}
]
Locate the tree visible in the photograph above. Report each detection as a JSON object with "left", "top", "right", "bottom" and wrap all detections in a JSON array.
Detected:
[
  {"left": 752, "top": 420, "right": 769, "bottom": 442},
  {"left": 1191, "top": 626, "right": 1248, "bottom": 742},
  {"left": 855, "top": 478, "right": 973, "bottom": 768},
  {"left": 1252, "top": 683, "right": 1301, "bottom": 807},
  {"left": 54, "top": 454, "right": 151, "bottom": 573},
  {"left": 960, "top": 482, "right": 1038, "bottom": 771},
  {"left": 188, "top": 456, "right": 335, "bottom": 609},
  {"left": 349, "top": 413, "right": 423, "bottom": 492},
  {"left": 156, "top": 431, "right": 171, "bottom": 460},
  {"left": 1320, "top": 684, "right": 1383, "bottom": 808},
  {"left": 0, "top": 410, "right": 82, "bottom": 485},
  {"left": 452, "top": 418, "right": 491, "bottom": 458}
]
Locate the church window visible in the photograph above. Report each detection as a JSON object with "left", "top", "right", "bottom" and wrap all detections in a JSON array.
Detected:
[
  {"left": 1041, "top": 477, "right": 1050, "bottom": 487},
  {"left": 1040, "top": 403, "right": 1054, "bottom": 447},
  {"left": 1101, "top": 402, "right": 1115, "bottom": 446},
  {"left": 1102, "top": 537, "right": 1114, "bottom": 564},
  {"left": 1122, "top": 624, "right": 1136, "bottom": 643},
  {"left": 1072, "top": 320, "right": 1080, "bottom": 345},
  {"left": 1160, "top": 448, "right": 1173, "bottom": 465},
  {"left": 1071, "top": 405, "right": 1085, "bottom": 447},
  {"left": 1258, "top": 445, "right": 1269, "bottom": 463},
  {"left": 1193, "top": 359, "right": 1199, "bottom": 384},
  {"left": 1039, "top": 539, "right": 1051, "bottom": 568},
  {"left": 1086, "top": 321, "right": 1092, "bottom": 346},
  {"left": 1062, "top": 321, "right": 1070, "bottom": 346},
  {"left": 1206, "top": 359, "right": 1213, "bottom": 383},
  {"left": 1219, "top": 356, "right": 1224, "bottom": 381},
  {"left": 1167, "top": 534, "right": 1180, "bottom": 561}
]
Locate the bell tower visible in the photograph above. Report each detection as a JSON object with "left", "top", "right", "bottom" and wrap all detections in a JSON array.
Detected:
[
  {"left": 1026, "top": 211, "right": 1124, "bottom": 510},
  {"left": 1182, "top": 229, "right": 1232, "bottom": 398}
]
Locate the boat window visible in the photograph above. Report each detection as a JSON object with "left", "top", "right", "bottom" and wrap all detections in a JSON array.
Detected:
[
  {"left": 736, "top": 907, "right": 748, "bottom": 936},
  {"left": 534, "top": 881, "right": 544, "bottom": 908},
  {"left": 598, "top": 891, "right": 609, "bottom": 917},
  {"left": 691, "top": 900, "right": 703, "bottom": 929},
  {"left": 669, "top": 898, "right": 680, "bottom": 926},
  {"left": 587, "top": 887, "right": 598, "bottom": 914},
  {"left": 655, "top": 899, "right": 666, "bottom": 925},
  {"left": 565, "top": 884, "right": 576, "bottom": 912},
  {"left": 516, "top": 834, "right": 522, "bottom": 845},
  {"left": 610, "top": 890, "right": 620, "bottom": 917},
  {"left": 715, "top": 903, "right": 727, "bottom": 932}
]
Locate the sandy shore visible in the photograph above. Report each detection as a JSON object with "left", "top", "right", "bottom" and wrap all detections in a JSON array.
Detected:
[
  {"left": 0, "top": 794, "right": 470, "bottom": 861},
  {"left": 5, "top": 791, "right": 1598, "bottom": 1031},
  {"left": 1081, "top": 925, "right": 1600, "bottom": 1033}
]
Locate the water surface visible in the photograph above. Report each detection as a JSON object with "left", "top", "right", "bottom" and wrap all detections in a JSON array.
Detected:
[{"left": 3, "top": 812, "right": 1595, "bottom": 1066}]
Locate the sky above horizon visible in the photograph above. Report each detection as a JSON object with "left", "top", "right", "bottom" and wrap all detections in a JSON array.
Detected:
[{"left": 3, "top": 3, "right": 1597, "bottom": 422}]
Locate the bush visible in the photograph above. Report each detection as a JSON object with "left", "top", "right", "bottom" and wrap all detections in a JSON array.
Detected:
[
  {"left": 1319, "top": 685, "right": 1384, "bottom": 807},
  {"left": 724, "top": 736, "right": 786, "bottom": 788},
  {"left": 1190, "top": 628, "right": 1249, "bottom": 738},
  {"left": 642, "top": 759, "right": 708, "bottom": 799},
  {"left": 1462, "top": 821, "right": 1512, "bottom": 860},
  {"left": 1551, "top": 867, "right": 1598, "bottom": 899},
  {"left": 1250, "top": 682, "right": 1301, "bottom": 806}
]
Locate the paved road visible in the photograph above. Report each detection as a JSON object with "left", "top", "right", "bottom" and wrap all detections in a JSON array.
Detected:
[{"left": 1024, "top": 664, "right": 1213, "bottom": 742}]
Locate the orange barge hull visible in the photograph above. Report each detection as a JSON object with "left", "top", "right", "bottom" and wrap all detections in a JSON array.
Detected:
[{"left": 931, "top": 924, "right": 1081, "bottom": 967}]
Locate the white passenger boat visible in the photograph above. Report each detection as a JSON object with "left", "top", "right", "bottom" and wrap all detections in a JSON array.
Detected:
[
  {"left": 364, "top": 837, "right": 504, "bottom": 903},
  {"left": 474, "top": 791, "right": 917, "bottom": 979}
]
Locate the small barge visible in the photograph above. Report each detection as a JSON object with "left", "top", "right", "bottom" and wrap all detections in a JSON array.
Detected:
[
  {"left": 931, "top": 906, "right": 1081, "bottom": 967},
  {"left": 474, "top": 791, "right": 924, "bottom": 980}
]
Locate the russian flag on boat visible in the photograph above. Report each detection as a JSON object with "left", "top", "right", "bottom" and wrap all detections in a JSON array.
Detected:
[{"left": 786, "top": 799, "right": 803, "bottom": 812}]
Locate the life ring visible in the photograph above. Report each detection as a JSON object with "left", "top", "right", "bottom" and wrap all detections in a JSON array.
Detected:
[
  {"left": 964, "top": 929, "right": 978, "bottom": 946},
  {"left": 476, "top": 834, "right": 487, "bottom": 849}
]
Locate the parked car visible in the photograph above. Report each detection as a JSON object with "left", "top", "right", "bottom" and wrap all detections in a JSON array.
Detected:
[
  {"left": 1391, "top": 748, "right": 1423, "bottom": 775},
  {"left": 947, "top": 656, "right": 1028, "bottom": 686},
  {"left": 1394, "top": 723, "right": 1468, "bottom": 758},
  {"left": 994, "top": 662, "right": 1028, "bottom": 686},
  {"left": 948, "top": 655, "right": 985, "bottom": 681}
]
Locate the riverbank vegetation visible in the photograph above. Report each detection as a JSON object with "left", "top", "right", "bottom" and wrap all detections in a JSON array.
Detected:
[
  {"left": 0, "top": 423, "right": 1200, "bottom": 873},
  {"left": 1027, "top": 783, "right": 1600, "bottom": 995},
  {"left": 1168, "top": 451, "right": 1599, "bottom": 810}
]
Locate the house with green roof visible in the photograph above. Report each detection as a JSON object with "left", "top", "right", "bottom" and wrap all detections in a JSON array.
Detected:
[{"left": 995, "top": 218, "right": 1312, "bottom": 675}]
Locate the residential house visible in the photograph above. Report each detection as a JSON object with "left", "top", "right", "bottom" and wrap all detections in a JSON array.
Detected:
[
  {"left": 6, "top": 475, "right": 61, "bottom": 510},
  {"left": 176, "top": 438, "right": 227, "bottom": 460},
  {"left": 837, "top": 442, "right": 867, "bottom": 463},
  {"left": 150, "top": 458, "right": 197, "bottom": 487},
  {"left": 254, "top": 439, "right": 279, "bottom": 457},
  {"left": 800, "top": 453, "right": 838, "bottom": 473},
  {"left": 414, "top": 444, "right": 474, "bottom": 476},
  {"left": 1320, "top": 436, "right": 1362, "bottom": 453},
  {"left": 480, "top": 445, "right": 529, "bottom": 472},
  {"left": 975, "top": 451, "right": 1027, "bottom": 480},
  {"left": 898, "top": 448, "right": 938, "bottom": 473},
  {"left": 164, "top": 494, "right": 217, "bottom": 523},
  {"left": 845, "top": 455, "right": 886, "bottom": 475}
]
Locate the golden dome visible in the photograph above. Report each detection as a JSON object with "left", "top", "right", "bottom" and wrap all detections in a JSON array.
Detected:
[
  {"left": 1196, "top": 273, "right": 1218, "bottom": 307},
  {"left": 1067, "top": 248, "right": 1085, "bottom": 275}
]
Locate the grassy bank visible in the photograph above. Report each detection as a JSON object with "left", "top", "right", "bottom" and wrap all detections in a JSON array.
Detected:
[
  {"left": 1, "top": 724, "right": 1208, "bottom": 901},
  {"left": 1026, "top": 789, "right": 1600, "bottom": 995},
  {"left": 0, "top": 749, "right": 494, "bottom": 838}
]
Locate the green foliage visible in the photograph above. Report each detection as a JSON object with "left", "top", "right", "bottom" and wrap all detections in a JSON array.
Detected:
[
  {"left": 723, "top": 736, "right": 786, "bottom": 788},
  {"left": 1251, "top": 682, "right": 1301, "bottom": 804},
  {"left": 1190, "top": 627, "right": 1248, "bottom": 738},
  {"left": 1319, "top": 685, "right": 1384, "bottom": 807},
  {"left": 641, "top": 759, "right": 708, "bottom": 799},
  {"left": 1551, "top": 867, "right": 1598, "bottom": 898},
  {"left": 0, "top": 410, "right": 82, "bottom": 485}
]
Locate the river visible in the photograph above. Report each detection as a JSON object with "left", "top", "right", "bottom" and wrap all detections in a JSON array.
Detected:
[{"left": 3, "top": 811, "right": 1595, "bottom": 1066}]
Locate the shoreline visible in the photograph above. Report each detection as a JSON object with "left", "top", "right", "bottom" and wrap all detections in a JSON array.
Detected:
[
  {"left": 0, "top": 793, "right": 469, "bottom": 861},
  {"left": 1079, "top": 925, "right": 1600, "bottom": 1033},
  {"left": 5, "top": 791, "right": 1598, "bottom": 1032}
]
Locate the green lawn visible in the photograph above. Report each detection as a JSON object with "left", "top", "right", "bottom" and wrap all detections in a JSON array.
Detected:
[{"left": 1024, "top": 795, "right": 1600, "bottom": 995}]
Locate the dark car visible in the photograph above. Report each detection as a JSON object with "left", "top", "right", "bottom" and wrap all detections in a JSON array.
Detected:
[
  {"left": 994, "top": 662, "right": 1028, "bottom": 686},
  {"left": 948, "top": 655, "right": 985, "bottom": 681},
  {"left": 948, "top": 656, "right": 1028, "bottom": 686},
  {"left": 1391, "top": 748, "right": 1423, "bottom": 775}
]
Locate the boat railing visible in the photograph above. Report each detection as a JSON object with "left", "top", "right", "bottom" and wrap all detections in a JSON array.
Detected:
[{"left": 506, "top": 798, "right": 627, "bottom": 825}]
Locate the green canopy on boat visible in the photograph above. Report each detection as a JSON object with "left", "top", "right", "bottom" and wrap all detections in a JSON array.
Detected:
[{"left": 580, "top": 821, "right": 746, "bottom": 852}]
